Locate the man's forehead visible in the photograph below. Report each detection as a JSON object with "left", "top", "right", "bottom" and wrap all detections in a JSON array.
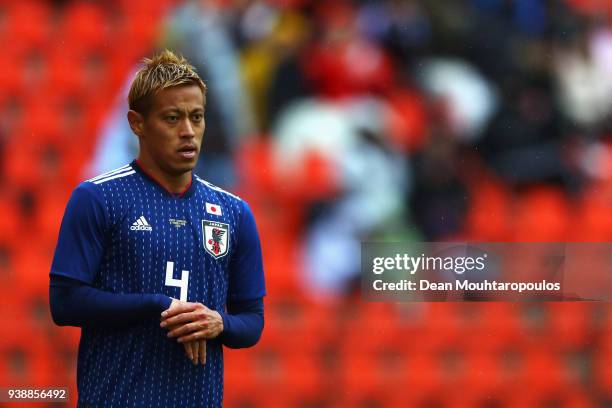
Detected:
[{"left": 151, "top": 85, "right": 206, "bottom": 111}]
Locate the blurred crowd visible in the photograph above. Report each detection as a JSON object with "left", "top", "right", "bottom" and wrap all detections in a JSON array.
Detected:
[
  {"left": 3, "top": 0, "right": 612, "bottom": 298},
  {"left": 110, "top": 0, "right": 612, "bottom": 298}
]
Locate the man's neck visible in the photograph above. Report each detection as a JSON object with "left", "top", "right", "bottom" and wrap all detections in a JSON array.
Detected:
[{"left": 135, "top": 158, "right": 192, "bottom": 195}]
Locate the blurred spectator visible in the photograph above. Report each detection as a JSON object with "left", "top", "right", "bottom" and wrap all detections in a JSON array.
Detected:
[{"left": 554, "top": 18, "right": 612, "bottom": 128}]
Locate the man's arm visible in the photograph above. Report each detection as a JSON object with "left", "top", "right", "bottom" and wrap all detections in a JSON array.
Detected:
[
  {"left": 49, "top": 183, "right": 173, "bottom": 328},
  {"left": 50, "top": 275, "right": 172, "bottom": 328},
  {"left": 218, "top": 298, "right": 264, "bottom": 348},
  {"left": 160, "top": 297, "right": 264, "bottom": 348},
  {"left": 52, "top": 276, "right": 204, "bottom": 364},
  {"left": 50, "top": 181, "right": 203, "bottom": 362},
  {"left": 160, "top": 199, "right": 266, "bottom": 348},
  {"left": 219, "top": 199, "right": 266, "bottom": 348}
]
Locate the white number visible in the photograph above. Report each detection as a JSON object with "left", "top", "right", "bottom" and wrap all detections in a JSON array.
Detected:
[{"left": 165, "top": 261, "right": 189, "bottom": 301}]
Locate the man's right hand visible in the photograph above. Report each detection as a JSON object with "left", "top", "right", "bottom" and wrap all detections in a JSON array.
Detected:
[
  {"left": 167, "top": 300, "right": 206, "bottom": 365},
  {"left": 183, "top": 339, "right": 206, "bottom": 366}
]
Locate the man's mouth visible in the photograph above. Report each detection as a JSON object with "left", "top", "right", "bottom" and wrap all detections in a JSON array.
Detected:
[{"left": 177, "top": 146, "right": 197, "bottom": 159}]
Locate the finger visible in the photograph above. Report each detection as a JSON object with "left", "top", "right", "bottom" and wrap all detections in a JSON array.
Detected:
[
  {"left": 177, "top": 330, "right": 208, "bottom": 343},
  {"left": 168, "top": 321, "right": 207, "bottom": 338},
  {"left": 199, "top": 340, "right": 206, "bottom": 365},
  {"left": 161, "top": 302, "right": 198, "bottom": 319},
  {"left": 191, "top": 341, "right": 199, "bottom": 365},
  {"left": 161, "top": 301, "right": 197, "bottom": 319},
  {"left": 167, "top": 322, "right": 196, "bottom": 338},
  {"left": 160, "top": 311, "right": 199, "bottom": 327},
  {"left": 183, "top": 342, "right": 193, "bottom": 361},
  {"left": 164, "top": 322, "right": 182, "bottom": 331}
]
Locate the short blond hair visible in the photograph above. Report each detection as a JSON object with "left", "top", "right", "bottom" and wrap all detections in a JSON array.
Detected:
[{"left": 128, "top": 50, "right": 206, "bottom": 114}]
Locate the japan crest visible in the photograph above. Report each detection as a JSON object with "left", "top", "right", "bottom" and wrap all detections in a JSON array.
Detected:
[{"left": 202, "top": 220, "right": 230, "bottom": 258}]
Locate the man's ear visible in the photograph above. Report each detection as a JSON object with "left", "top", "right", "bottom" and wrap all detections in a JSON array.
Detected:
[{"left": 127, "top": 110, "right": 145, "bottom": 137}]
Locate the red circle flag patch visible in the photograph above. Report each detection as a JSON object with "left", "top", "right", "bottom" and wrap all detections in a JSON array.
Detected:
[{"left": 205, "top": 202, "right": 222, "bottom": 216}]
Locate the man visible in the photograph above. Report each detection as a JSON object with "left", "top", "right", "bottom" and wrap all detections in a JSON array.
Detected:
[{"left": 49, "top": 50, "right": 265, "bottom": 407}]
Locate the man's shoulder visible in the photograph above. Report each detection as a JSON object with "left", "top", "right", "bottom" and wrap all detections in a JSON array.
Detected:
[
  {"left": 83, "top": 163, "right": 137, "bottom": 189},
  {"left": 69, "top": 164, "right": 138, "bottom": 206},
  {"left": 193, "top": 175, "right": 243, "bottom": 204}
]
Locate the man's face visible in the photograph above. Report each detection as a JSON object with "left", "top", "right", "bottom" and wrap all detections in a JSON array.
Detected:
[{"left": 135, "top": 84, "right": 206, "bottom": 176}]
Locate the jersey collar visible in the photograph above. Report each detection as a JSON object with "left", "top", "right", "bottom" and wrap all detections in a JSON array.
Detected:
[{"left": 131, "top": 160, "right": 195, "bottom": 199}]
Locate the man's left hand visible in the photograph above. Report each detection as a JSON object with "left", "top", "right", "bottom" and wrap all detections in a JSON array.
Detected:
[{"left": 160, "top": 301, "right": 224, "bottom": 342}]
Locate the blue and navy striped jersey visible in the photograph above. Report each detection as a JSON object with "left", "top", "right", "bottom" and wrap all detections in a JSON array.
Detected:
[{"left": 50, "top": 160, "right": 265, "bottom": 407}]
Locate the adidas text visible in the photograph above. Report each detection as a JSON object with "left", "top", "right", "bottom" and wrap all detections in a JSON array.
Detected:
[{"left": 131, "top": 225, "right": 152, "bottom": 231}]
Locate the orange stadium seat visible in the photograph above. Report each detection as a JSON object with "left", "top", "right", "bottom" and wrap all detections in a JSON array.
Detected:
[
  {"left": 114, "top": 12, "right": 162, "bottom": 51},
  {"left": 417, "top": 303, "right": 470, "bottom": 353},
  {"left": 464, "top": 179, "right": 513, "bottom": 241},
  {"left": 278, "top": 354, "right": 322, "bottom": 402},
  {"left": 463, "top": 351, "right": 505, "bottom": 398},
  {"left": 342, "top": 302, "right": 402, "bottom": 354},
  {"left": 235, "top": 138, "right": 279, "bottom": 197},
  {"left": 59, "top": 2, "right": 110, "bottom": 52},
  {"left": 0, "top": 58, "right": 24, "bottom": 96},
  {"left": 3, "top": 1, "right": 52, "bottom": 50},
  {"left": 507, "top": 387, "right": 593, "bottom": 408},
  {"left": 0, "top": 306, "right": 57, "bottom": 386},
  {"left": 339, "top": 348, "right": 410, "bottom": 405},
  {"left": 258, "top": 233, "right": 303, "bottom": 298},
  {"left": 0, "top": 193, "right": 20, "bottom": 242},
  {"left": 546, "top": 303, "right": 592, "bottom": 351},
  {"left": 248, "top": 346, "right": 287, "bottom": 394},
  {"left": 572, "top": 188, "right": 612, "bottom": 240},
  {"left": 595, "top": 343, "right": 612, "bottom": 397},
  {"left": 48, "top": 50, "right": 93, "bottom": 99},
  {"left": 467, "top": 302, "right": 524, "bottom": 351},
  {"left": 402, "top": 353, "right": 446, "bottom": 400},
  {"left": 261, "top": 296, "right": 336, "bottom": 354},
  {"left": 224, "top": 350, "right": 257, "bottom": 400},
  {"left": 511, "top": 187, "right": 571, "bottom": 242},
  {"left": 116, "top": 0, "right": 174, "bottom": 15},
  {"left": 516, "top": 349, "right": 574, "bottom": 395},
  {"left": 12, "top": 241, "right": 56, "bottom": 304}
]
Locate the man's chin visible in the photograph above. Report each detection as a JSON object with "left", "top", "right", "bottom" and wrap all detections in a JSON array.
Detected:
[{"left": 166, "top": 161, "right": 197, "bottom": 177}]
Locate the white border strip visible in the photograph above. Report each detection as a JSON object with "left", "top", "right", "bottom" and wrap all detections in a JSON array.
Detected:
[
  {"left": 93, "top": 170, "right": 136, "bottom": 184},
  {"left": 88, "top": 164, "right": 132, "bottom": 182},
  {"left": 195, "top": 177, "right": 241, "bottom": 200}
]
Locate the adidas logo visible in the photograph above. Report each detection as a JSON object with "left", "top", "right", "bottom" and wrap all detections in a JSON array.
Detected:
[{"left": 130, "top": 216, "right": 153, "bottom": 232}]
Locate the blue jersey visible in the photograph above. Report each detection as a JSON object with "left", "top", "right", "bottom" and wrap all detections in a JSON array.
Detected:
[{"left": 50, "top": 160, "right": 265, "bottom": 407}]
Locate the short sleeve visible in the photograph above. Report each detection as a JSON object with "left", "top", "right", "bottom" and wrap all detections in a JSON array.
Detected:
[
  {"left": 50, "top": 183, "right": 108, "bottom": 284},
  {"left": 227, "top": 200, "right": 266, "bottom": 302}
]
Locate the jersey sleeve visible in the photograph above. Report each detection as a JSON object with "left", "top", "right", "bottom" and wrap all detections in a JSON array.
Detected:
[
  {"left": 50, "top": 275, "right": 172, "bottom": 328},
  {"left": 218, "top": 298, "right": 264, "bottom": 348},
  {"left": 50, "top": 183, "right": 108, "bottom": 284},
  {"left": 227, "top": 200, "right": 266, "bottom": 302}
]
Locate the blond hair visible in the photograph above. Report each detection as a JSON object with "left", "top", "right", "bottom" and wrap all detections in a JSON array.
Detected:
[{"left": 128, "top": 50, "right": 206, "bottom": 114}]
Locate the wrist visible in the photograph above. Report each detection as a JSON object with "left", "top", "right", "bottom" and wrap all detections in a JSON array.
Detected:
[
  {"left": 216, "top": 310, "right": 228, "bottom": 334},
  {"left": 153, "top": 294, "right": 173, "bottom": 313}
]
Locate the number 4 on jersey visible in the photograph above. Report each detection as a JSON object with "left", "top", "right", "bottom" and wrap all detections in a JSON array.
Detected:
[{"left": 165, "top": 261, "right": 189, "bottom": 301}]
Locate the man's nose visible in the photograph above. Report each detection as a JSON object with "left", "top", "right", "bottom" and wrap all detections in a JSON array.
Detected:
[{"left": 179, "top": 118, "right": 195, "bottom": 137}]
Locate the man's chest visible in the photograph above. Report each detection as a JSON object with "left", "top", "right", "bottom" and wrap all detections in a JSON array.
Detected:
[
  {"left": 113, "top": 198, "right": 235, "bottom": 258},
  {"left": 100, "top": 198, "right": 236, "bottom": 302}
]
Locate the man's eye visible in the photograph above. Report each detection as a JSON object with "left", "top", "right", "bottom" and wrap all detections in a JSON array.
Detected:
[{"left": 166, "top": 116, "right": 179, "bottom": 122}]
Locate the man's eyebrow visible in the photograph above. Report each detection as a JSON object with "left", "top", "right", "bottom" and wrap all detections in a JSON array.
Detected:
[
  {"left": 160, "top": 107, "right": 181, "bottom": 114},
  {"left": 158, "top": 106, "right": 205, "bottom": 115}
]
